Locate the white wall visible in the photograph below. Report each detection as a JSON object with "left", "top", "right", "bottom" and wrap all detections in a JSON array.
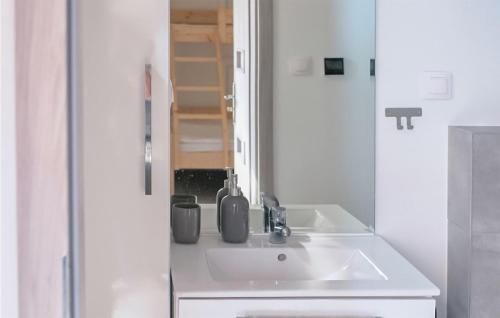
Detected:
[
  {"left": 376, "top": 1, "right": 500, "bottom": 317},
  {"left": 273, "top": 0, "right": 375, "bottom": 227},
  {"left": 79, "top": 0, "right": 170, "bottom": 317}
]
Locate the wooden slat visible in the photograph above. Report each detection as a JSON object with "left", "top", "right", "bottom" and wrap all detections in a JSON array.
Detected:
[
  {"left": 175, "top": 107, "right": 223, "bottom": 120},
  {"left": 222, "top": 27, "right": 233, "bottom": 43},
  {"left": 176, "top": 106, "right": 221, "bottom": 113},
  {"left": 174, "top": 107, "right": 232, "bottom": 120},
  {"left": 175, "top": 151, "right": 234, "bottom": 170},
  {"left": 177, "top": 113, "right": 222, "bottom": 120},
  {"left": 218, "top": 7, "right": 227, "bottom": 43},
  {"left": 176, "top": 85, "right": 220, "bottom": 92},
  {"left": 171, "top": 9, "right": 232, "bottom": 26},
  {"left": 174, "top": 56, "right": 217, "bottom": 63},
  {"left": 172, "top": 24, "right": 217, "bottom": 43},
  {"left": 217, "top": 7, "right": 233, "bottom": 43},
  {"left": 172, "top": 23, "right": 217, "bottom": 33},
  {"left": 172, "top": 23, "right": 233, "bottom": 43},
  {"left": 171, "top": 10, "right": 218, "bottom": 25},
  {"left": 225, "top": 10, "right": 233, "bottom": 25},
  {"left": 173, "top": 33, "right": 211, "bottom": 43}
]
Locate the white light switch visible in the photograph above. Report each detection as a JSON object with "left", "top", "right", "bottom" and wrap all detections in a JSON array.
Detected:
[
  {"left": 419, "top": 71, "right": 452, "bottom": 100},
  {"left": 288, "top": 56, "right": 312, "bottom": 76}
]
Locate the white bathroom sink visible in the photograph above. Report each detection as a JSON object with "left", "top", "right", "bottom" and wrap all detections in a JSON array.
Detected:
[
  {"left": 171, "top": 235, "right": 440, "bottom": 299},
  {"left": 205, "top": 247, "right": 387, "bottom": 282}
]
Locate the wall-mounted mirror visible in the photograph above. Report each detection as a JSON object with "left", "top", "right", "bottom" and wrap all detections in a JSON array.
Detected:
[
  {"left": 73, "top": 1, "right": 375, "bottom": 315},
  {"left": 170, "top": 0, "right": 376, "bottom": 229}
]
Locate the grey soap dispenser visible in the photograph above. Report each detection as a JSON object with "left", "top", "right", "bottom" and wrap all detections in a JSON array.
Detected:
[
  {"left": 220, "top": 174, "right": 249, "bottom": 243},
  {"left": 215, "top": 168, "right": 233, "bottom": 232}
]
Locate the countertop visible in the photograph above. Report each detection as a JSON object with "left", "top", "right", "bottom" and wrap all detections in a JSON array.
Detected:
[{"left": 171, "top": 234, "right": 440, "bottom": 299}]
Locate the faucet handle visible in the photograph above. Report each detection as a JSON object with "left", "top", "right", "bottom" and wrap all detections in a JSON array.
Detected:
[
  {"left": 271, "top": 206, "right": 287, "bottom": 224},
  {"left": 272, "top": 207, "right": 291, "bottom": 238}
]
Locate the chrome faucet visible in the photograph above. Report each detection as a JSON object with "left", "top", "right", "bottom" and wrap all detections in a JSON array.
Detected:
[
  {"left": 269, "top": 206, "right": 291, "bottom": 244},
  {"left": 261, "top": 193, "right": 280, "bottom": 233}
]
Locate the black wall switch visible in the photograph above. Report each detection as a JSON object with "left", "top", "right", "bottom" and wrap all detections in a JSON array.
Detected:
[
  {"left": 370, "top": 58, "right": 375, "bottom": 76},
  {"left": 324, "top": 58, "right": 344, "bottom": 75}
]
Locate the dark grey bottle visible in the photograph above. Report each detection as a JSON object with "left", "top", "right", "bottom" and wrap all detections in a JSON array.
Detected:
[
  {"left": 215, "top": 168, "right": 233, "bottom": 232},
  {"left": 220, "top": 180, "right": 249, "bottom": 243}
]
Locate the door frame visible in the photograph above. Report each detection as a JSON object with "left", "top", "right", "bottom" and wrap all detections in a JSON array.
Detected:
[
  {"left": 248, "top": 0, "right": 274, "bottom": 203},
  {"left": 1, "top": 0, "right": 19, "bottom": 317},
  {"left": 67, "top": 0, "right": 84, "bottom": 317}
]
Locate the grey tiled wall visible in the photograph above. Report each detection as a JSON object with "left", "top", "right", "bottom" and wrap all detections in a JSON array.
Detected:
[{"left": 448, "top": 126, "right": 500, "bottom": 318}]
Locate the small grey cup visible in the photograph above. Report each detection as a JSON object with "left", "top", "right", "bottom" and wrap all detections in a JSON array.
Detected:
[
  {"left": 172, "top": 203, "right": 201, "bottom": 244},
  {"left": 171, "top": 194, "right": 197, "bottom": 208},
  {"left": 170, "top": 194, "right": 197, "bottom": 228}
]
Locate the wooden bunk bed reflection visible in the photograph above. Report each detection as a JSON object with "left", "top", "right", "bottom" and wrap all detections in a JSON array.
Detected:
[{"left": 170, "top": 7, "right": 234, "bottom": 177}]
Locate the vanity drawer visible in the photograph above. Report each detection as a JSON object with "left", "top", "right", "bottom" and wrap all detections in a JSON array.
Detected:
[{"left": 177, "top": 298, "right": 435, "bottom": 318}]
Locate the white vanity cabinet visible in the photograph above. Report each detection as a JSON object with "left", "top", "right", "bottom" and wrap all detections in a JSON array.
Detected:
[{"left": 175, "top": 298, "right": 436, "bottom": 318}]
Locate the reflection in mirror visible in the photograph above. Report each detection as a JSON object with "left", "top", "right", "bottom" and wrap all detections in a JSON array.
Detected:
[
  {"left": 270, "top": 0, "right": 376, "bottom": 228},
  {"left": 170, "top": 0, "right": 235, "bottom": 202},
  {"left": 169, "top": 0, "right": 375, "bottom": 230}
]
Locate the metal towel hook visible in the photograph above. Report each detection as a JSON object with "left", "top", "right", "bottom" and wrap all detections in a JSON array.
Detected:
[{"left": 385, "top": 107, "right": 422, "bottom": 130}]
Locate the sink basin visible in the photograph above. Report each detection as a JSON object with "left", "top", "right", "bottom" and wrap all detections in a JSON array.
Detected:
[
  {"left": 205, "top": 247, "right": 387, "bottom": 282},
  {"left": 172, "top": 235, "right": 440, "bottom": 298}
]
